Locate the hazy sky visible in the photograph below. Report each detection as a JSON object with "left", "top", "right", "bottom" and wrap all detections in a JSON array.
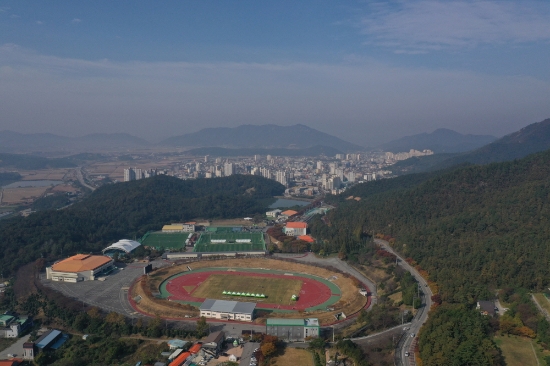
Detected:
[{"left": 1, "top": 1, "right": 550, "bottom": 146}]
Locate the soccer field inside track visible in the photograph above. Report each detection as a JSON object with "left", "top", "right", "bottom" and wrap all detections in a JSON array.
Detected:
[
  {"left": 192, "top": 274, "right": 303, "bottom": 305},
  {"left": 193, "top": 232, "right": 265, "bottom": 252},
  {"left": 141, "top": 232, "right": 188, "bottom": 249},
  {"left": 159, "top": 267, "right": 343, "bottom": 312}
]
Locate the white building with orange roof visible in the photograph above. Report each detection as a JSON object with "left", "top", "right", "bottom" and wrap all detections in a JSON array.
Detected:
[
  {"left": 284, "top": 222, "right": 307, "bottom": 236},
  {"left": 46, "top": 254, "right": 114, "bottom": 282}
]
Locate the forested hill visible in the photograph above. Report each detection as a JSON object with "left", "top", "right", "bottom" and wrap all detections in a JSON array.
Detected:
[
  {"left": 0, "top": 175, "right": 284, "bottom": 274},
  {"left": 311, "top": 148, "right": 550, "bottom": 302},
  {"left": 389, "top": 118, "right": 550, "bottom": 175}
]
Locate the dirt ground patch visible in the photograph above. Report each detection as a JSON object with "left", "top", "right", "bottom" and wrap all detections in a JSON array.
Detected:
[
  {"left": 132, "top": 276, "right": 199, "bottom": 319},
  {"left": 141, "top": 258, "right": 367, "bottom": 325},
  {"left": 272, "top": 347, "right": 314, "bottom": 366},
  {"left": 356, "top": 262, "right": 392, "bottom": 284},
  {"left": 51, "top": 184, "right": 78, "bottom": 193}
]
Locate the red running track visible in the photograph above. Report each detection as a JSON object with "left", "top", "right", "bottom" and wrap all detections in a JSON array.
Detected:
[{"left": 164, "top": 271, "right": 334, "bottom": 310}]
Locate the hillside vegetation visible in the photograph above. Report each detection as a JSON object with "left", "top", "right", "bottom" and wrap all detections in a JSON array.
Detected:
[
  {"left": 312, "top": 149, "right": 550, "bottom": 365},
  {"left": 314, "top": 149, "right": 550, "bottom": 301},
  {"left": 0, "top": 175, "right": 283, "bottom": 274}
]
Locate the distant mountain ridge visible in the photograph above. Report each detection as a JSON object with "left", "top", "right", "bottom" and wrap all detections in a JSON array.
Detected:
[
  {"left": 378, "top": 128, "right": 496, "bottom": 153},
  {"left": 391, "top": 118, "right": 550, "bottom": 175},
  {"left": 185, "top": 145, "right": 343, "bottom": 157},
  {"left": 0, "top": 131, "right": 149, "bottom": 153},
  {"left": 161, "top": 124, "right": 364, "bottom": 152}
]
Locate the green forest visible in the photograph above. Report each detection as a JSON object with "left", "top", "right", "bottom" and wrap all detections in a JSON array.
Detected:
[
  {"left": 0, "top": 175, "right": 283, "bottom": 274},
  {"left": 310, "top": 148, "right": 550, "bottom": 365}
]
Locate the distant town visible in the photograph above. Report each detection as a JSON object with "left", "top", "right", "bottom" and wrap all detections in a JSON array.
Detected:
[{"left": 122, "top": 149, "right": 434, "bottom": 197}]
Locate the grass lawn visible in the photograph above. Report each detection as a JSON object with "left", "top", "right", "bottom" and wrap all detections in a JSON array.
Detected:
[
  {"left": 534, "top": 293, "right": 550, "bottom": 314},
  {"left": 191, "top": 274, "right": 303, "bottom": 305},
  {"left": 271, "top": 348, "right": 314, "bottom": 366},
  {"left": 495, "top": 335, "right": 548, "bottom": 366},
  {"left": 141, "top": 232, "right": 187, "bottom": 249}
]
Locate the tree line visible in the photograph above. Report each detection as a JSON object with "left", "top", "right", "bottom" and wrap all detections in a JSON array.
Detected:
[{"left": 0, "top": 174, "right": 284, "bottom": 274}]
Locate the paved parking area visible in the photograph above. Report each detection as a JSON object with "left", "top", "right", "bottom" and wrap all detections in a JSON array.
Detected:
[
  {"left": 239, "top": 342, "right": 260, "bottom": 366},
  {"left": 41, "top": 260, "right": 166, "bottom": 317},
  {"left": 0, "top": 334, "right": 30, "bottom": 359}
]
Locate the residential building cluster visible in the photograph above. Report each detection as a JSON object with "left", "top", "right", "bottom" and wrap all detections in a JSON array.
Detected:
[{"left": 121, "top": 149, "right": 422, "bottom": 196}]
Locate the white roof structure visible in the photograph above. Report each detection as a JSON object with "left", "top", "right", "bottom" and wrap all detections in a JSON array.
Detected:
[
  {"left": 200, "top": 299, "right": 256, "bottom": 315},
  {"left": 103, "top": 239, "right": 141, "bottom": 254}
]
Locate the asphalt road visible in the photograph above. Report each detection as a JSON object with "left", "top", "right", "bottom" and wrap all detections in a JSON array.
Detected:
[
  {"left": 375, "top": 239, "right": 432, "bottom": 366},
  {"left": 76, "top": 166, "right": 95, "bottom": 191},
  {"left": 239, "top": 342, "right": 260, "bottom": 366},
  {"left": 0, "top": 334, "right": 30, "bottom": 359}
]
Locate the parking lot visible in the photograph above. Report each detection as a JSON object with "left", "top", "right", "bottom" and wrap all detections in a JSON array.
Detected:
[{"left": 41, "top": 260, "right": 167, "bottom": 317}]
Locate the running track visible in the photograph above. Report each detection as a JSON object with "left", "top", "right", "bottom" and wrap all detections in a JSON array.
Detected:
[{"left": 164, "top": 270, "right": 336, "bottom": 311}]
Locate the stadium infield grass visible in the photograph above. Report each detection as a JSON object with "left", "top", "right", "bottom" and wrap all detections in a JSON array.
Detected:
[{"left": 190, "top": 274, "right": 302, "bottom": 305}]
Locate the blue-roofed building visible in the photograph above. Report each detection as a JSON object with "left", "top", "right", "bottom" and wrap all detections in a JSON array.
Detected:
[
  {"left": 50, "top": 334, "right": 69, "bottom": 350},
  {"left": 35, "top": 329, "right": 66, "bottom": 351}
]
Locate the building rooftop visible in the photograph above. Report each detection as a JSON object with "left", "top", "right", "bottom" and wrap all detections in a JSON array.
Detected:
[
  {"left": 102, "top": 239, "right": 141, "bottom": 254},
  {"left": 51, "top": 255, "right": 112, "bottom": 273},
  {"left": 200, "top": 299, "right": 256, "bottom": 314},
  {"left": 36, "top": 329, "right": 62, "bottom": 349},
  {"left": 305, "top": 318, "right": 320, "bottom": 326},
  {"left": 286, "top": 222, "right": 307, "bottom": 229},
  {"left": 281, "top": 210, "right": 298, "bottom": 216},
  {"left": 167, "top": 339, "right": 187, "bottom": 348},
  {"left": 298, "top": 235, "right": 315, "bottom": 243},
  {"left": 0, "top": 315, "right": 15, "bottom": 324},
  {"left": 266, "top": 318, "right": 305, "bottom": 326},
  {"left": 203, "top": 331, "right": 225, "bottom": 345},
  {"left": 163, "top": 224, "right": 184, "bottom": 230}
]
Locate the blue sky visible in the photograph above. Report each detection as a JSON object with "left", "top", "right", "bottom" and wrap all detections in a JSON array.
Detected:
[{"left": 1, "top": 1, "right": 550, "bottom": 146}]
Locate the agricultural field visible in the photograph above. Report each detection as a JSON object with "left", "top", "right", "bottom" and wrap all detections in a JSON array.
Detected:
[
  {"left": 191, "top": 274, "right": 303, "bottom": 305},
  {"left": 494, "top": 335, "right": 549, "bottom": 366},
  {"left": 1, "top": 187, "right": 49, "bottom": 205},
  {"left": 20, "top": 168, "right": 71, "bottom": 180}
]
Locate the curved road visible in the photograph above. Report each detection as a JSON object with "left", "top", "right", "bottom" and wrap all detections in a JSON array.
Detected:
[{"left": 375, "top": 239, "right": 432, "bottom": 366}]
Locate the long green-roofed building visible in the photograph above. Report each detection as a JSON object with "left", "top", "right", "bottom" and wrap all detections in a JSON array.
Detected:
[{"left": 265, "top": 318, "right": 320, "bottom": 341}]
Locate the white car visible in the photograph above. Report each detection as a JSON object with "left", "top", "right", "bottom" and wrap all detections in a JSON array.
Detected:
[
  {"left": 405, "top": 351, "right": 410, "bottom": 357},
  {"left": 411, "top": 333, "right": 415, "bottom": 338}
]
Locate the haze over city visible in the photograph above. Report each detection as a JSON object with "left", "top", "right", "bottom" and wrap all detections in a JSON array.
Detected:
[{"left": 1, "top": 1, "right": 550, "bottom": 145}]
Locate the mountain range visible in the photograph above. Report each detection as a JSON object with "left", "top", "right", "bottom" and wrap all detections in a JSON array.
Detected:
[
  {"left": 378, "top": 128, "right": 496, "bottom": 153},
  {"left": 391, "top": 118, "right": 550, "bottom": 175},
  {"left": 184, "top": 145, "right": 343, "bottom": 157},
  {"left": 160, "top": 124, "right": 364, "bottom": 152}
]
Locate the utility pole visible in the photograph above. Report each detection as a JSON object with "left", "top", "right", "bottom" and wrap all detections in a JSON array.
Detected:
[{"left": 332, "top": 326, "right": 335, "bottom": 343}]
